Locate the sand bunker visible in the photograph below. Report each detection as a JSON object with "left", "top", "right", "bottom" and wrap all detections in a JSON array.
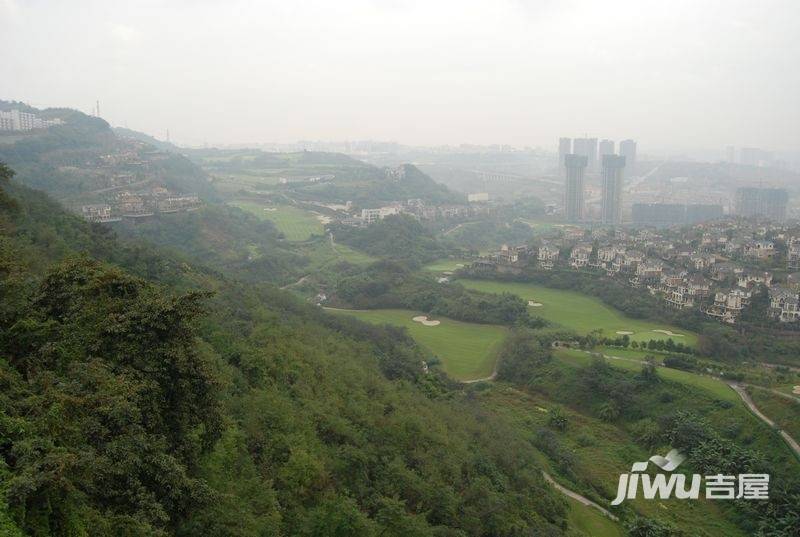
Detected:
[
  {"left": 616, "top": 331, "right": 635, "bottom": 335},
  {"left": 443, "top": 271, "right": 454, "bottom": 275},
  {"left": 528, "top": 301, "right": 543, "bottom": 307},
  {"left": 456, "top": 263, "right": 464, "bottom": 267},
  {"left": 793, "top": 386, "right": 800, "bottom": 395},
  {"left": 412, "top": 315, "right": 441, "bottom": 327},
  {"left": 652, "top": 329, "right": 685, "bottom": 337},
  {"left": 263, "top": 207, "right": 277, "bottom": 212}
]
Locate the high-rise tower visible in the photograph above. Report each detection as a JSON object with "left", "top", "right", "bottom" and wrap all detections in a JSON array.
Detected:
[
  {"left": 564, "top": 154, "right": 588, "bottom": 222},
  {"left": 558, "top": 137, "right": 572, "bottom": 177},
  {"left": 599, "top": 139, "right": 615, "bottom": 159},
  {"left": 619, "top": 139, "right": 637, "bottom": 172},
  {"left": 573, "top": 137, "right": 598, "bottom": 171},
  {"left": 601, "top": 155, "right": 626, "bottom": 225}
]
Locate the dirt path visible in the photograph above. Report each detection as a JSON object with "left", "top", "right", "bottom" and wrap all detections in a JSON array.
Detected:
[
  {"left": 461, "top": 370, "right": 497, "bottom": 384},
  {"left": 280, "top": 275, "right": 309, "bottom": 290},
  {"left": 542, "top": 472, "right": 619, "bottom": 522},
  {"left": 729, "top": 383, "right": 800, "bottom": 459}
]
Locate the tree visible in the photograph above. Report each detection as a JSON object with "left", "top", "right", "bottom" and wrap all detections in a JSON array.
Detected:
[{"left": 548, "top": 407, "right": 568, "bottom": 431}]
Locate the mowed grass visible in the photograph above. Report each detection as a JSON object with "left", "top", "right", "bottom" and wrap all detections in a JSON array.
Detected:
[
  {"left": 231, "top": 202, "right": 323, "bottom": 241},
  {"left": 555, "top": 348, "right": 738, "bottom": 403},
  {"left": 326, "top": 308, "right": 507, "bottom": 381},
  {"left": 458, "top": 279, "right": 697, "bottom": 346},
  {"left": 422, "top": 258, "right": 471, "bottom": 272}
]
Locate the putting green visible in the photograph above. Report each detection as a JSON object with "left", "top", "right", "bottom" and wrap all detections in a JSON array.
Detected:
[
  {"left": 326, "top": 308, "right": 507, "bottom": 381},
  {"left": 458, "top": 279, "right": 697, "bottom": 346}
]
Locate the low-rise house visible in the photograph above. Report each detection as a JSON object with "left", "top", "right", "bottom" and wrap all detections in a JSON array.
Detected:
[
  {"left": 787, "top": 272, "right": 800, "bottom": 291},
  {"left": 788, "top": 237, "right": 800, "bottom": 270},
  {"left": 704, "top": 289, "right": 749, "bottom": 324},
  {"left": 710, "top": 262, "right": 741, "bottom": 282},
  {"left": 570, "top": 244, "right": 592, "bottom": 268},
  {"left": 538, "top": 244, "right": 560, "bottom": 270},
  {"left": 768, "top": 287, "right": 800, "bottom": 323},
  {"left": 743, "top": 240, "right": 776, "bottom": 260},
  {"left": 737, "top": 270, "right": 773, "bottom": 289},
  {"left": 633, "top": 258, "right": 663, "bottom": 286}
]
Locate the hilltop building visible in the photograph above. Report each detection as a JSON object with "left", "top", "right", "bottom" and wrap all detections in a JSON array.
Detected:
[{"left": 0, "top": 109, "right": 63, "bottom": 131}]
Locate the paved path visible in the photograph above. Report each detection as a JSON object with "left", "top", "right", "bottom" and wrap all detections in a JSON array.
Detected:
[
  {"left": 280, "top": 275, "right": 309, "bottom": 290},
  {"left": 542, "top": 471, "right": 618, "bottom": 522},
  {"left": 729, "top": 383, "right": 800, "bottom": 459}
]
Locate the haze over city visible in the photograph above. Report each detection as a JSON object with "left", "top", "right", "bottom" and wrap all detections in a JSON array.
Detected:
[{"left": 2, "top": 0, "right": 799, "bottom": 154}]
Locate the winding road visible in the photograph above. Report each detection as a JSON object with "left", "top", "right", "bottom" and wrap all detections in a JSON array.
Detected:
[
  {"left": 729, "top": 383, "right": 800, "bottom": 459},
  {"left": 542, "top": 472, "right": 619, "bottom": 522}
]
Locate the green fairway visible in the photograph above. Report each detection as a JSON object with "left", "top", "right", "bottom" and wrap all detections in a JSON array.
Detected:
[
  {"left": 231, "top": 202, "right": 324, "bottom": 241},
  {"left": 555, "top": 348, "right": 738, "bottom": 402},
  {"left": 326, "top": 308, "right": 507, "bottom": 381},
  {"left": 458, "top": 279, "right": 697, "bottom": 345},
  {"left": 422, "top": 258, "right": 471, "bottom": 272}
]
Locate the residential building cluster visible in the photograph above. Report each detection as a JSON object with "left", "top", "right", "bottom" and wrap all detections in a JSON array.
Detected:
[
  {"left": 0, "top": 109, "right": 63, "bottom": 131},
  {"left": 340, "top": 198, "right": 492, "bottom": 227},
  {"left": 470, "top": 218, "right": 800, "bottom": 325},
  {"left": 81, "top": 187, "right": 201, "bottom": 223}
]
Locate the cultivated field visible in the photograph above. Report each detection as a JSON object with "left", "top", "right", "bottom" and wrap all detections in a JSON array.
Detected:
[
  {"left": 458, "top": 279, "right": 698, "bottom": 345},
  {"left": 231, "top": 202, "right": 324, "bottom": 241},
  {"left": 326, "top": 308, "right": 507, "bottom": 381}
]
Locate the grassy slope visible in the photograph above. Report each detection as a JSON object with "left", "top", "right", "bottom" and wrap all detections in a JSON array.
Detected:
[
  {"left": 459, "top": 278, "right": 698, "bottom": 345},
  {"left": 479, "top": 386, "right": 746, "bottom": 537},
  {"left": 558, "top": 348, "right": 738, "bottom": 402},
  {"left": 231, "top": 201, "right": 324, "bottom": 241},
  {"left": 747, "top": 387, "right": 800, "bottom": 441},
  {"left": 564, "top": 495, "right": 623, "bottom": 537},
  {"left": 326, "top": 308, "right": 507, "bottom": 381}
]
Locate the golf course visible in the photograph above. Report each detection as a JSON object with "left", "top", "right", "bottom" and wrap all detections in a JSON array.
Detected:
[
  {"left": 326, "top": 308, "right": 507, "bottom": 381},
  {"left": 458, "top": 279, "right": 698, "bottom": 346},
  {"left": 231, "top": 201, "right": 324, "bottom": 241}
]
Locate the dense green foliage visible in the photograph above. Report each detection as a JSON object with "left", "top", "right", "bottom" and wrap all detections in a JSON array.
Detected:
[
  {"left": 335, "top": 261, "right": 545, "bottom": 328},
  {"left": 0, "top": 107, "right": 216, "bottom": 201},
  {"left": 441, "top": 220, "right": 534, "bottom": 251},
  {"left": 0, "top": 164, "right": 570, "bottom": 535},
  {"left": 116, "top": 204, "right": 303, "bottom": 286},
  {"left": 332, "top": 215, "right": 453, "bottom": 266},
  {"left": 493, "top": 332, "right": 800, "bottom": 536}
]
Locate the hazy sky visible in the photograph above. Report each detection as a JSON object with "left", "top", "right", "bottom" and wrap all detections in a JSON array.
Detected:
[{"left": 1, "top": 0, "right": 799, "bottom": 152}]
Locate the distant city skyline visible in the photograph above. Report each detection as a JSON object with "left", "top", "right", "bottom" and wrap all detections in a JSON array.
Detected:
[{"left": 1, "top": 1, "right": 799, "bottom": 153}]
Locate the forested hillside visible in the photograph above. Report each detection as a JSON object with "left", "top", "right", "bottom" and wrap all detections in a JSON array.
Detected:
[
  {"left": 0, "top": 163, "right": 569, "bottom": 535},
  {"left": 0, "top": 105, "right": 215, "bottom": 201}
]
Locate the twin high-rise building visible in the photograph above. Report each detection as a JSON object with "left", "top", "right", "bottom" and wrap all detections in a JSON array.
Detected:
[
  {"left": 557, "top": 137, "right": 631, "bottom": 225},
  {"left": 601, "top": 155, "right": 626, "bottom": 225},
  {"left": 564, "top": 154, "right": 588, "bottom": 222}
]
